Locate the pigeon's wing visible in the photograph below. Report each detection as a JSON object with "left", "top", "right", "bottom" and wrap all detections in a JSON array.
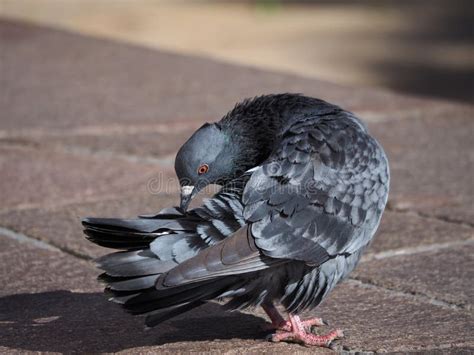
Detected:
[
  {"left": 156, "top": 226, "right": 283, "bottom": 288},
  {"left": 122, "top": 112, "right": 389, "bottom": 323},
  {"left": 81, "top": 174, "right": 250, "bottom": 307},
  {"left": 83, "top": 173, "right": 250, "bottom": 263},
  {"left": 110, "top": 225, "right": 286, "bottom": 326},
  {"left": 243, "top": 111, "right": 389, "bottom": 265}
]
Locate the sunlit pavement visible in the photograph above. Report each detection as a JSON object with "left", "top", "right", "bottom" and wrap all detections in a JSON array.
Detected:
[
  {"left": 0, "top": 16, "right": 473, "bottom": 354},
  {"left": 1, "top": 0, "right": 473, "bottom": 102}
]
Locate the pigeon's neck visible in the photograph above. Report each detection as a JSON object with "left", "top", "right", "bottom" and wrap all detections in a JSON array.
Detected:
[{"left": 219, "top": 94, "right": 335, "bottom": 173}]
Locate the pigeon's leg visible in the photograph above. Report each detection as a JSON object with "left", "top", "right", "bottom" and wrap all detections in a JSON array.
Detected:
[
  {"left": 262, "top": 303, "right": 289, "bottom": 330},
  {"left": 270, "top": 314, "right": 343, "bottom": 347},
  {"left": 262, "top": 303, "right": 326, "bottom": 331}
]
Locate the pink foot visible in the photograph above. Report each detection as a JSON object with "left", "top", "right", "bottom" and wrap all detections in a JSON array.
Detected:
[
  {"left": 270, "top": 314, "right": 344, "bottom": 347},
  {"left": 263, "top": 316, "right": 327, "bottom": 332},
  {"left": 261, "top": 303, "right": 327, "bottom": 332},
  {"left": 271, "top": 328, "right": 344, "bottom": 347}
]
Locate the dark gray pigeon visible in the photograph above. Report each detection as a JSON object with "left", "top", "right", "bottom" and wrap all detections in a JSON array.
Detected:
[{"left": 83, "top": 93, "right": 389, "bottom": 347}]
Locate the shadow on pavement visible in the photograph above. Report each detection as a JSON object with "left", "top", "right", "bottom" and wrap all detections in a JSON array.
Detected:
[{"left": 0, "top": 291, "right": 267, "bottom": 352}]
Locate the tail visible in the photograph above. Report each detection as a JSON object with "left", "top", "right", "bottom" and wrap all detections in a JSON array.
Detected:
[
  {"left": 82, "top": 207, "right": 196, "bottom": 249},
  {"left": 82, "top": 203, "right": 245, "bottom": 326},
  {"left": 116, "top": 227, "right": 277, "bottom": 327},
  {"left": 82, "top": 209, "right": 207, "bottom": 325}
]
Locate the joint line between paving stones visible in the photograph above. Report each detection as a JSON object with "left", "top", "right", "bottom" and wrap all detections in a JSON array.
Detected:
[
  {"left": 3, "top": 129, "right": 472, "bottom": 232},
  {"left": 361, "top": 238, "right": 474, "bottom": 262},
  {"left": 0, "top": 187, "right": 177, "bottom": 216},
  {"left": 389, "top": 342, "right": 474, "bottom": 353},
  {"left": 1, "top": 215, "right": 470, "bottom": 314},
  {"left": 0, "top": 139, "right": 177, "bottom": 167},
  {"left": 341, "top": 342, "right": 472, "bottom": 354},
  {"left": 0, "top": 121, "right": 202, "bottom": 140},
  {"left": 0, "top": 226, "right": 93, "bottom": 261},
  {"left": 415, "top": 210, "right": 474, "bottom": 229},
  {"left": 347, "top": 278, "right": 468, "bottom": 312},
  {"left": 387, "top": 204, "right": 474, "bottom": 230},
  {"left": 1, "top": 228, "right": 471, "bottom": 350},
  {"left": 1, "top": 225, "right": 467, "bottom": 313},
  {"left": 4, "top": 140, "right": 472, "bottom": 231},
  {"left": 61, "top": 145, "right": 176, "bottom": 166}
]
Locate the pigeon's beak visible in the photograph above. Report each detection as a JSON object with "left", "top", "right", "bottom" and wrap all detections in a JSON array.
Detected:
[{"left": 180, "top": 185, "right": 196, "bottom": 212}]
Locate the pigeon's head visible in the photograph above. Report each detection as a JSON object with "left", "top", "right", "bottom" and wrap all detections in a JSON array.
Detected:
[{"left": 175, "top": 122, "right": 241, "bottom": 211}]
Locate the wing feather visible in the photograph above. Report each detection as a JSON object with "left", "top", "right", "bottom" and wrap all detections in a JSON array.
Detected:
[{"left": 243, "top": 111, "right": 389, "bottom": 264}]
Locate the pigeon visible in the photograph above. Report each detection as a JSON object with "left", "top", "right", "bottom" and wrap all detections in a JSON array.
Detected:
[{"left": 83, "top": 93, "right": 389, "bottom": 347}]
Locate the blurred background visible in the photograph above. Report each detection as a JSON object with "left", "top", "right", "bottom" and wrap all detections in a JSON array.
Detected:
[{"left": 1, "top": 0, "right": 472, "bottom": 103}]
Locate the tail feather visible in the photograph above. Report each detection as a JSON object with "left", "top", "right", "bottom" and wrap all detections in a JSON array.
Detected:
[
  {"left": 94, "top": 249, "right": 176, "bottom": 277},
  {"left": 82, "top": 214, "right": 216, "bottom": 324},
  {"left": 82, "top": 216, "right": 194, "bottom": 233},
  {"left": 83, "top": 227, "right": 158, "bottom": 250},
  {"left": 107, "top": 275, "right": 158, "bottom": 291},
  {"left": 101, "top": 257, "right": 176, "bottom": 277},
  {"left": 119, "top": 277, "right": 243, "bottom": 315},
  {"left": 82, "top": 216, "right": 199, "bottom": 250},
  {"left": 81, "top": 192, "right": 247, "bottom": 326},
  {"left": 96, "top": 250, "right": 154, "bottom": 268}
]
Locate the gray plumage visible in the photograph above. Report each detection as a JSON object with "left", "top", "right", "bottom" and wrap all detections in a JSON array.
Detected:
[{"left": 83, "top": 93, "right": 389, "bottom": 328}]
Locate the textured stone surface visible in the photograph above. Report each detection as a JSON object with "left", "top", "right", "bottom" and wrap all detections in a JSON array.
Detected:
[
  {"left": 0, "top": 236, "right": 322, "bottom": 354},
  {"left": 0, "top": 192, "right": 178, "bottom": 259},
  {"left": 0, "top": 235, "right": 98, "bottom": 296},
  {"left": 311, "top": 281, "right": 474, "bottom": 352},
  {"left": 0, "top": 19, "right": 433, "bottom": 134},
  {"left": 354, "top": 244, "right": 474, "bottom": 309},
  {"left": 2, "top": 17, "right": 471, "bottom": 224},
  {"left": 1, "top": 122, "right": 201, "bottom": 160},
  {"left": 369, "top": 108, "right": 474, "bottom": 225},
  {"left": 0, "top": 19, "right": 473, "bottom": 354},
  {"left": 1, "top": 202, "right": 471, "bottom": 263},
  {"left": 0, "top": 146, "right": 168, "bottom": 212},
  {"left": 1, "top": 236, "right": 471, "bottom": 353},
  {"left": 368, "top": 210, "right": 473, "bottom": 255}
]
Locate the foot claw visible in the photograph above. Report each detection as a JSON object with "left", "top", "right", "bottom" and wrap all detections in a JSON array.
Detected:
[
  {"left": 265, "top": 333, "right": 275, "bottom": 342},
  {"left": 262, "top": 305, "right": 341, "bottom": 347},
  {"left": 269, "top": 318, "right": 344, "bottom": 347}
]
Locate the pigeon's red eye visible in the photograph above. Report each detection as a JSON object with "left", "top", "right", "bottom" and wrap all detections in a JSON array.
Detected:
[{"left": 197, "top": 164, "right": 209, "bottom": 175}]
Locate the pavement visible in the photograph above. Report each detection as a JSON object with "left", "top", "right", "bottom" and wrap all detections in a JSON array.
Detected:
[
  {"left": 1, "top": 0, "right": 473, "bottom": 103},
  {"left": 0, "top": 19, "right": 473, "bottom": 354}
]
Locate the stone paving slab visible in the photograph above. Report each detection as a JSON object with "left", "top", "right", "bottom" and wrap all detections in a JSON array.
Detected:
[
  {"left": 354, "top": 244, "right": 474, "bottom": 310},
  {"left": 1, "top": 19, "right": 438, "bottom": 134},
  {"left": 1, "top": 195, "right": 472, "bottom": 263},
  {"left": 1, "top": 19, "right": 473, "bottom": 354},
  {"left": 0, "top": 235, "right": 319, "bottom": 354},
  {"left": 368, "top": 211, "right": 473, "bottom": 255},
  {"left": 1, "top": 235, "right": 472, "bottom": 354},
  {"left": 0, "top": 146, "right": 169, "bottom": 212},
  {"left": 369, "top": 109, "right": 474, "bottom": 225},
  {"left": 300, "top": 282, "right": 473, "bottom": 353},
  {"left": 2, "top": 104, "right": 471, "bottom": 223},
  {"left": 0, "top": 235, "right": 98, "bottom": 296},
  {"left": 2, "top": 17, "right": 471, "bottom": 225},
  {"left": 0, "top": 193, "right": 178, "bottom": 259},
  {"left": 1, "top": 123, "right": 199, "bottom": 162}
]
